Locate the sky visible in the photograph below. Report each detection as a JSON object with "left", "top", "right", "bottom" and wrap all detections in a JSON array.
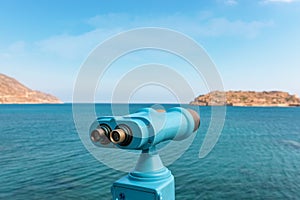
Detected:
[{"left": 0, "top": 0, "right": 300, "bottom": 103}]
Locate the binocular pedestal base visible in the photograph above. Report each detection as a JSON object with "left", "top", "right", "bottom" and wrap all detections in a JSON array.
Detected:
[
  {"left": 111, "top": 149, "right": 175, "bottom": 200},
  {"left": 111, "top": 168, "right": 174, "bottom": 200}
]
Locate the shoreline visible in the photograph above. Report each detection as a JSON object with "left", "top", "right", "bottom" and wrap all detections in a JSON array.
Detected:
[
  {"left": 0, "top": 102, "right": 299, "bottom": 108},
  {"left": 190, "top": 91, "right": 300, "bottom": 107}
]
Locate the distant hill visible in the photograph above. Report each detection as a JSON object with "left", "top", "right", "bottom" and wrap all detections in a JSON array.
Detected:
[
  {"left": 191, "top": 91, "right": 300, "bottom": 107},
  {"left": 0, "top": 73, "right": 62, "bottom": 104}
]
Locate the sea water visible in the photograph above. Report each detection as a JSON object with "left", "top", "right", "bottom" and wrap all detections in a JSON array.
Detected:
[{"left": 0, "top": 104, "right": 299, "bottom": 199}]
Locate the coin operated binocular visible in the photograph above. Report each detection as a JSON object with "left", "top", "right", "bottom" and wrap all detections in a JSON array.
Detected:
[{"left": 90, "top": 107, "right": 200, "bottom": 200}]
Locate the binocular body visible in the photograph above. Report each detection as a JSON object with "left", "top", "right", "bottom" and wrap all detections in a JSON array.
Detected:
[{"left": 90, "top": 107, "right": 200, "bottom": 150}]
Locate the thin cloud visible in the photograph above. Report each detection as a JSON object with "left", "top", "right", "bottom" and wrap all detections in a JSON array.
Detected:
[
  {"left": 36, "top": 28, "right": 122, "bottom": 59},
  {"left": 224, "top": 0, "right": 238, "bottom": 5},
  {"left": 189, "top": 17, "right": 273, "bottom": 38},
  {"left": 35, "top": 14, "right": 272, "bottom": 59},
  {"left": 263, "top": 0, "right": 299, "bottom": 3},
  {"left": 0, "top": 41, "right": 26, "bottom": 59}
]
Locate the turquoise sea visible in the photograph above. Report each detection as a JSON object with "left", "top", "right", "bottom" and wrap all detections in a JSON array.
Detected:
[{"left": 0, "top": 104, "right": 300, "bottom": 199}]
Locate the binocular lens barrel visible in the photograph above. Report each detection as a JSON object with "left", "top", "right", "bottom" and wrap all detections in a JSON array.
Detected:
[
  {"left": 91, "top": 128, "right": 105, "bottom": 142},
  {"left": 111, "top": 129, "right": 126, "bottom": 143},
  {"left": 110, "top": 125, "right": 132, "bottom": 146},
  {"left": 90, "top": 126, "right": 111, "bottom": 145},
  {"left": 187, "top": 109, "right": 200, "bottom": 132}
]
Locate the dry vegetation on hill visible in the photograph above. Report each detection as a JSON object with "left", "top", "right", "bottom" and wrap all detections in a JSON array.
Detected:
[
  {"left": 191, "top": 91, "right": 300, "bottom": 107},
  {"left": 0, "top": 73, "right": 62, "bottom": 104}
]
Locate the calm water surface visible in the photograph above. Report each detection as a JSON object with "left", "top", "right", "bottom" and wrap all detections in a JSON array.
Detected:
[{"left": 0, "top": 104, "right": 299, "bottom": 199}]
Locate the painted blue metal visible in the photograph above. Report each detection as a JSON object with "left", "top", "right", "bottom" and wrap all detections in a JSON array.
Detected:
[
  {"left": 112, "top": 165, "right": 174, "bottom": 200},
  {"left": 94, "top": 107, "right": 196, "bottom": 150},
  {"left": 91, "top": 107, "right": 199, "bottom": 200},
  {"left": 111, "top": 147, "right": 175, "bottom": 200}
]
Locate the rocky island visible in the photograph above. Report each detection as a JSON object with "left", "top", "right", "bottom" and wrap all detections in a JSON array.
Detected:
[
  {"left": 190, "top": 91, "right": 300, "bottom": 107},
  {"left": 0, "top": 73, "right": 62, "bottom": 104}
]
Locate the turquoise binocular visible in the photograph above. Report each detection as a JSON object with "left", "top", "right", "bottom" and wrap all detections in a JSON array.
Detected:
[
  {"left": 90, "top": 107, "right": 200, "bottom": 150},
  {"left": 90, "top": 107, "right": 200, "bottom": 200}
]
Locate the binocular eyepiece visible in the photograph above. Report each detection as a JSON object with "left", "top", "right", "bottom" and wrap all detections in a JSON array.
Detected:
[
  {"left": 110, "top": 124, "right": 133, "bottom": 146},
  {"left": 90, "top": 125, "right": 111, "bottom": 145},
  {"left": 91, "top": 124, "right": 133, "bottom": 146},
  {"left": 90, "top": 107, "right": 200, "bottom": 150}
]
